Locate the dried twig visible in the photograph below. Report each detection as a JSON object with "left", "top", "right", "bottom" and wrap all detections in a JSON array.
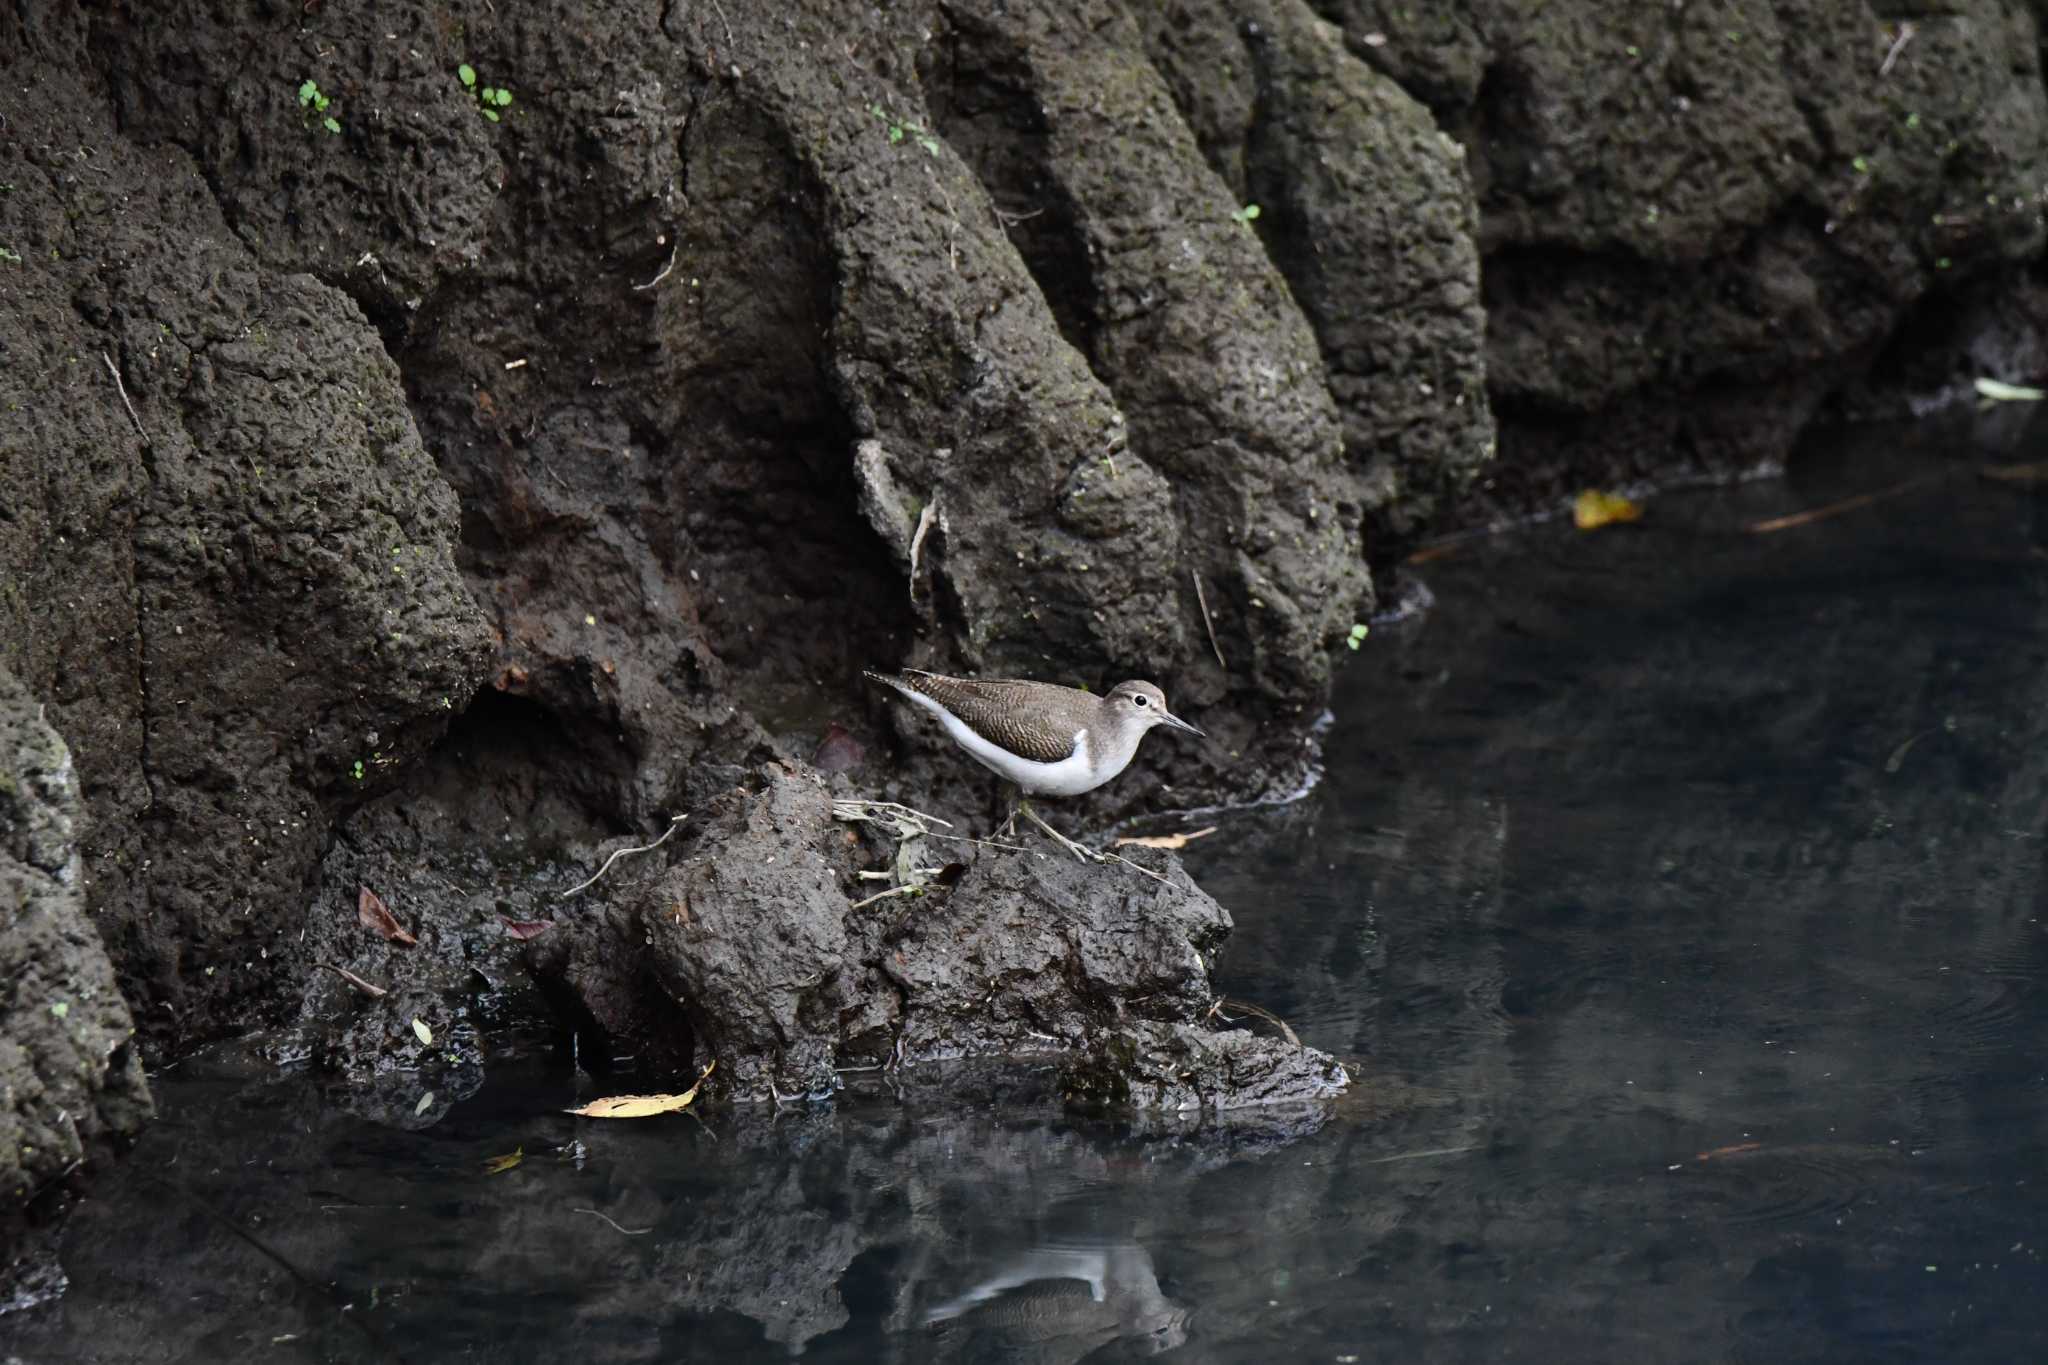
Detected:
[
  {"left": 709, "top": 0, "right": 733, "bottom": 46},
  {"left": 907, "top": 497, "right": 938, "bottom": 599},
  {"left": 1878, "top": 21, "right": 1916, "bottom": 76},
  {"left": 1192, "top": 570, "right": 1226, "bottom": 671},
  {"left": 831, "top": 799, "right": 955, "bottom": 832},
  {"left": 573, "top": 1207, "right": 653, "bottom": 1236},
  {"left": 315, "top": 962, "right": 389, "bottom": 999},
  {"left": 1745, "top": 472, "right": 1935, "bottom": 535},
  {"left": 632, "top": 239, "right": 679, "bottom": 291},
  {"left": 850, "top": 884, "right": 922, "bottom": 911},
  {"left": 923, "top": 829, "right": 1029, "bottom": 854},
  {"left": 101, "top": 351, "right": 150, "bottom": 447},
  {"left": 1099, "top": 849, "right": 1170, "bottom": 884},
  {"left": 1361, "top": 1144, "right": 1480, "bottom": 1166},
  {"left": 562, "top": 815, "right": 688, "bottom": 898}
]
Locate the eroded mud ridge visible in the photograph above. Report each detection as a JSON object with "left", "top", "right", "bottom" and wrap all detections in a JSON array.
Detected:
[{"left": 4, "top": 0, "right": 2046, "bottom": 1302}]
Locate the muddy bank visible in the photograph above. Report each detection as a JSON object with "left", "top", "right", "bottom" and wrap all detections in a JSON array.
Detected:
[
  {"left": 1316, "top": 0, "right": 2048, "bottom": 515},
  {"left": 0, "top": 667, "right": 151, "bottom": 1307}
]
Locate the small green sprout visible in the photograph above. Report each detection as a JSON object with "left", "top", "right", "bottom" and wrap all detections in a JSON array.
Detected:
[
  {"left": 1232, "top": 203, "right": 1262, "bottom": 225},
  {"left": 0, "top": 247, "right": 19, "bottom": 264},
  {"left": 459, "top": 64, "right": 514, "bottom": 121},
  {"left": 49, "top": 1001, "right": 70, "bottom": 1019},
  {"left": 1346, "top": 623, "right": 1369, "bottom": 650},
  {"left": 351, "top": 759, "right": 365, "bottom": 781},
  {"left": 1851, "top": 154, "right": 1870, "bottom": 174},
  {"left": 867, "top": 104, "right": 940, "bottom": 157},
  {"left": 298, "top": 79, "right": 341, "bottom": 135}
]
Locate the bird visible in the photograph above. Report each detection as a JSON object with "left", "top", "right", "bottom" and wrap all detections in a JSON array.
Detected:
[{"left": 862, "top": 668, "right": 1204, "bottom": 861}]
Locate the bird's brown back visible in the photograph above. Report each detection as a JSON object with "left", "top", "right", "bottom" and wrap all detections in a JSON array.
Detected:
[{"left": 875, "top": 670, "right": 1103, "bottom": 764}]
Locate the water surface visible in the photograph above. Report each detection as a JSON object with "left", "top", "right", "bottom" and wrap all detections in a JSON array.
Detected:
[{"left": 10, "top": 419, "right": 2048, "bottom": 1363}]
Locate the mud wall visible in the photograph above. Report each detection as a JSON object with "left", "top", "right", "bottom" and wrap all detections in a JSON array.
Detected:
[{"left": 1, "top": 0, "right": 2044, "bottom": 1072}]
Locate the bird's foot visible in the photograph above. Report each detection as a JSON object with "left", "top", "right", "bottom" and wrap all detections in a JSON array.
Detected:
[{"left": 1016, "top": 802, "right": 1101, "bottom": 864}]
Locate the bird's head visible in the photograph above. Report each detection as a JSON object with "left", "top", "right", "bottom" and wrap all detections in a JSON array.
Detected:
[{"left": 1106, "top": 681, "right": 1204, "bottom": 738}]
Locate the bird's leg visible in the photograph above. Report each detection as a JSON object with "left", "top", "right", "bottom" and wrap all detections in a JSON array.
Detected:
[
  {"left": 1016, "top": 799, "right": 1100, "bottom": 864},
  {"left": 996, "top": 783, "right": 1023, "bottom": 839}
]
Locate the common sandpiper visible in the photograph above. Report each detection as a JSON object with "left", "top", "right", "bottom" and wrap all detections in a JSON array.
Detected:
[{"left": 863, "top": 668, "right": 1204, "bottom": 861}]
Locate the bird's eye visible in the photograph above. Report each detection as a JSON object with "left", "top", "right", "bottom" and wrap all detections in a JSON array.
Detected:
[{"left": 1132, "top": 694, "right": 1150, "bottom": 707}]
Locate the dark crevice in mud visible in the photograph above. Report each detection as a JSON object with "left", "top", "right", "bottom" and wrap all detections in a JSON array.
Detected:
[
  {"left": 411, "top": 689, "right": 636, "bottom": 847},
  {"left": 923, "top": 20, "right": 1100, "bottom": 365},
  {"left": 1852, "top": 268, "right": 2048, "bottom": 418}
]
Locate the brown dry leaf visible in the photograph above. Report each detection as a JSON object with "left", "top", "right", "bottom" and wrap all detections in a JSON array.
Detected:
[
  {"left": 1113, "top": 826, "right": 1218, "bottom": 851},
  {"left": 1573, "top": 489, "right": 1643, "bottom": 531},
  {"left": 566, "top": 1061, "right": 716, "bottom": 1119},
  {"left": 499, "top": 916, "right": 553, "bottom": 941},
  {"left": 483, "top": 1146, "right": 524, "bottom": 1175},
  {"left": 357, "top": 886, "right": 417, "bottom": 946},
  {"left": 811, "top": 723, "right": 865, "bottom": 773},
  {"left": 1696, "top": 1141, "right": 1764, "bottom": 1162}
]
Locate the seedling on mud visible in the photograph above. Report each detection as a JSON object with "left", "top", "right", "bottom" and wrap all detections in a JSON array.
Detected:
[
  {"left": 867, "top": 104, "right": 940, "bottom": 156},
  {"left": 1231, "top": 202, "right": 1262, "bottom": 225},
  {"left": 298, "top": 79, "right": 342, "bottom": 135},
  {"left": 458, "top": 64, "right": 515, "bottom": 121}
]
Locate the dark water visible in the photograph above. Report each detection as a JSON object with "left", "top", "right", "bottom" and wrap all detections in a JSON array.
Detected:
[{"left": 11, "top": 418, "right": 2048, "bottom": 1363}]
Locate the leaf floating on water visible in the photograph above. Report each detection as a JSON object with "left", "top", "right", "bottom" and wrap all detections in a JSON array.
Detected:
[
  {"left": 482, "top": 1146, "right": 524, "bottom": 1175},
  {"left": 1980, "top": 461, "right": 2048, "bottom": 487},
  {"left": 358, "top": 886, "right": 418, "bottom": 946},
  {"left": 1974, "top": 376, "right": 2046, "bottom": 402},
  {"left": 1695, "top": 1141, "right": 1763, "bottom": 1162},
  {"left": 1573, "top": 489, "right": 1643, "bottom": 531},
  {"left": 499, "top": 916, "right": 553, "bottom": 941},
  {"left": 566, "top": 1061, "right": 716, "bottom": 1119},
  {"left": 414, "top": 1091, "right": 434, "bottom": 1116},
  {"left": 1113, "top": 826, "right": 1219, "bottom": 851},
  {"left": 412, "top": 1017, "right": 434, "bottom": 1045}
]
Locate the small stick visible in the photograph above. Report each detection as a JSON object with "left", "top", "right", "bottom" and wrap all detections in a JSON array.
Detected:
[
  {"left": 562, "top": 815, "right": 687, "bottom": 898},
  {"left": 1101, "top": 849, "right": 1170, "bottom": 885},
  {"left": 573, "top": 1207, "right": 653, "bottom": 1235},
  {"left": 709, "top": 0, "right": 733, "bottom": 45},
  {"left": 923, "top": 830, "right": 1029, "bottom": 853},
  {"left": 1361, "top": 1145, "right": 1480, "bottom": 1166},
  {"left": 315, "top": 962, "right": 388, "bottom": 999},
  {"left": 633, "top": 239, "right": 679, "bottom": 291},
  {"left": 1192, "top": 570, "right": 1226, "bottom": 670},
  {"left": 1878, "top": 21, "right": 1915, "bottom": 76},
  {"left": 831, "top": 799, "right": 956, "bottom": 830},
  {"left": 907, "top": 498, "right": 937, "bottom": 598},
  {"left": 101, "top": 351, "right": 150, "bottom": 447},
  {"left": 1745, "top": 473, "right": 1935, "bottom": 534},
  {"left": 850, "top": 884, "right": 921, "bottom": 910}
]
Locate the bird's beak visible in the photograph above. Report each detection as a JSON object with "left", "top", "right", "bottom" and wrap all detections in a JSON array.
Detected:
[{"left": 1160, "top": 710, "right": 1204, "bottom": 738}]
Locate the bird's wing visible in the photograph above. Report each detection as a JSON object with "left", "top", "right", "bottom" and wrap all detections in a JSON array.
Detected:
[{"left": 896, "top": 672, "right": 1084, "bottom": 765}]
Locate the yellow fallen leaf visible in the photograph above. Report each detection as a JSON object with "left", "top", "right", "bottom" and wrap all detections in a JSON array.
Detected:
[
  {"left": 411, "top": 1017, "right": 433, "bottom": 1045},
  {"left": 483, "top": 1146, "right": 524, "bottom": 1175},
  {"left": 1573, "top": 489, "right": 1643, "bottom": 530},
  {"left": 1112, "top": 826, "right": 1218, "bottom": 851},
  {"left": 566, "top": 1061, "right": 715, "bottom": 1119}
]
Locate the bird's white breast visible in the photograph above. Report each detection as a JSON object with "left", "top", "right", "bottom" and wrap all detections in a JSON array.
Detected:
[{"left": 900, "top": 689, "right": 1107, "bottom": 797}]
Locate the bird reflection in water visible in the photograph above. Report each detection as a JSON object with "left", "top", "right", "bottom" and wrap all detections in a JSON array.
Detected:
[{"left": 921, "top": 1239, "right": 1189, "bottom": 1362}]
